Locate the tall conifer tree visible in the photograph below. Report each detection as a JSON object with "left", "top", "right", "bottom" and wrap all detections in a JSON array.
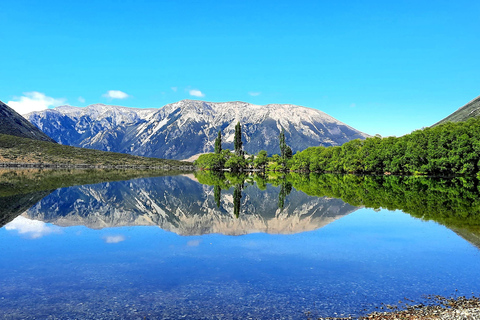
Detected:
[
  {"left": 234, "top": 122, "right": 243, "bottom": 156},
  {"left": 279, "top": 128, "right": 287, "bottom": 159},
  {"left": 214, "top": 130, "right": 222, "bottom": 154}
]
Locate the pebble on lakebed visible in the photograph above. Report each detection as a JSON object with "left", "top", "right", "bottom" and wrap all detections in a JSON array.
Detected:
[
  {"left": 360, "top": 296, "right": 480, "bottom": 320},
  {"left": 316, "top": 296, "right": 480, "bottom": 320}
]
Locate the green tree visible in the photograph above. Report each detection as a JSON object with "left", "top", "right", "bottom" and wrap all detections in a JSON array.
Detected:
[
  {"left": 233, "top": 183, "right": 243, "bottom": 218},
  {"left": 278, "top": 180, "right": 292, "bottom": 210},
  {"left": 214, "top": 185, "right": 221, "bottom": 208},
  {"left": 285, "top": 146, "right": 293, "bottom": 159},
  {"left": 225, "top": 154, "right": 247, "bottom": 172},
  {"left": 234, "top": 122, "right": 243, "bottom": 156},
  {"left": 194, "top": 153, "right": 225, "bottom": 170},
  {"left": 253, "top": 150, "right": 268, "bottom": 169},
  {"left": 214, "top": 130, "right": 222, "bottom": 154},
  {"left": 279, "top": 128, "right": 287, "bottom": 159}
]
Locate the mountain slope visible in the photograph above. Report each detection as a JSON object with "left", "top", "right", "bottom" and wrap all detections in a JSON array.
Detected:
[
  {"left": 433, "top": 95, "right": 480, "bottom": 126},
  {"left": 26, "top": 100, "right": 369, "bottom": 160},
  {"left": 0, "top": 133, "right": 191, "bottom": 167},
  {"left": 0, "top": 100, "right": 56, "bottom": 142}
]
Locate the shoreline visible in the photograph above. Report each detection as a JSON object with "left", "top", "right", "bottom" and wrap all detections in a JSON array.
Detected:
[
  {"left": 0, "top": 161, "right": 196, "bottom": 171},
  {"left": 357, "top": 296, "right": 480, "bottom": 320}
]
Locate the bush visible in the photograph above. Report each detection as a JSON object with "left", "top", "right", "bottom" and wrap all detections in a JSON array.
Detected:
[{"left": 194, "top": 153, "right": 225, "bottom": 170}]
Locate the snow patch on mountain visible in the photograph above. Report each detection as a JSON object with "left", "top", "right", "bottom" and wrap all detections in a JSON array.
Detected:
[{"left": 26, "top": 100, "right": 369, "bottom": 160}]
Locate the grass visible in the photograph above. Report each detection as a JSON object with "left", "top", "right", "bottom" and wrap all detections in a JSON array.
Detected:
[{"left": 0, "top": 133, "right": 191, "bottom": 167}]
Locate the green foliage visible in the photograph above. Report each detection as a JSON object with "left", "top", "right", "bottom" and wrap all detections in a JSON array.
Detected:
[
  {"left": 234, "top": 122, "right": 243, "bottom": 156},
  {"left": 277, "top": 180, "right": 292, "bottom": 210},
  {"left": 279, "top": 128, "right": 287, "bottom": 159},
  {"left": 288, "top": 118, "right": 480, "bottom": 176},
  {"left": 194, "top": 171, "right": 231, "bottom": 189},
  {"left": 225, "top": 155, "right": 247, "bottom": 172},
  {"left": 247, "top": 154, "right": 255, "bottom": 166},
  {"left": 221, "top": 149, "right": 232, "bottom": 160},
  {"left": 267, "top": 161, "right": 284, "bottom": 172},
  {"left": 285, "top": 146, "right": 293, "bottom": 159},
  {"left": 287, "top": 173, "right": 480, "bottom": 233},
  {"left": 253, "top": 150, "right": 268, "bottom": 169},
  {"left": 214, "top": 130, "right": 222, "bottom": 154},
  {"left": 194, "top": 153, "right": 225, "bottom": 170},
  {"left": 214, "top": 185, "right": 221, "bottom": 208},
  {"left": 279, "top": 129, "right": 293, "bottom": 161},
  {"left": 233, "top": 184, "right": 242, "bottom": 218},
  {"left": 195, "top": 171, "right": 480, "bottom": 235}
]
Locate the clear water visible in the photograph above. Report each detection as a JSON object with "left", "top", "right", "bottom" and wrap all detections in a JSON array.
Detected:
[{"left": 1, "top": 175, "right": 480, "bottom": 319}]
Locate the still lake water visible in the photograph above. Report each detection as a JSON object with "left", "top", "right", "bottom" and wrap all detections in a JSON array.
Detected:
[{"left": 1, "top": 173, "right": 480, "bottom": 319}]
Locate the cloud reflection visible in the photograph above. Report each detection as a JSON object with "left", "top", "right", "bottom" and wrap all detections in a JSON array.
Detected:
[
  {"left": 104, "top": 235, "right": 126, "bottom": 244},
  {"left": 187, "top": 239, "right": 201, "bottom": 247},
  {"left": 5, "top": 216, "right": 61, "bottom": 239}
]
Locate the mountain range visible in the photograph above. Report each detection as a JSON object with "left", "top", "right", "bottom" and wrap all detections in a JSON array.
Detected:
[{"left": 26, "top": 100, "right": 369, "bottom": 160}]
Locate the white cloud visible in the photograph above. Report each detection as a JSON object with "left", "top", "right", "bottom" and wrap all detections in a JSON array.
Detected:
[
  {"left": 189, "top": 89, "right": 205, "bottom": 97},
  {"left": 5, "top": 216, "right": 61, "bottom": 239},
  {"left": 102, "top": 90, "right": 130, "bottom": 99},
  {"left": 7, "top": 92, "right": 65, "bottom": 115},
  {"left": 248, "top": 92, "right": 261, "bottom": 97},
  {"left": 350, "top": 103, "right": 356, "bottom": 108},
  {"left": 104, "top": 235, "right": 126, "bottom": 243},
  {"left": 171, "top": 87, "right": 178, "bottom": 92},
  {"left": 78, "top": 96, "right": 86, "bottom": 103}
]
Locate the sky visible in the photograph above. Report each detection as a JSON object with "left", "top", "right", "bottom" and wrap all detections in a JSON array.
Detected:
[{"left": 1, "top": 0, "right": 479, "bottom": 137}]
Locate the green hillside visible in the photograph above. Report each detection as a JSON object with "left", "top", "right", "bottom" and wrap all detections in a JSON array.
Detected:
[
  {"left": 0, "top": 133, "right": 191, "bottom": 167},
  {"left": 433, "top": 95, "right": 480, "bottom": 126}
]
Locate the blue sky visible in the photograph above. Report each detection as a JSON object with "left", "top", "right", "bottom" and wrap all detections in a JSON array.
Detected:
[{"left": 1, "top": 0, "right": 479, "bottom": 136}]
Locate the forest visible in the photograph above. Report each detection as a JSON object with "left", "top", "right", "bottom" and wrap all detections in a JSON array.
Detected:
[
  {"left": 195, "top": 117, "right": 480, "bottom": 177},
  {"left": 290, "top": 117, "right": 480, "bottom": 176}
]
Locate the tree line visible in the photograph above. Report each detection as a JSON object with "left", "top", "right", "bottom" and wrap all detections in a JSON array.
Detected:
[
  {"left": 195, "top": 170, "right": 480, "bottom": 233},
  {"left": 195, "top": 117, "right": 480, "bottom": 177},
  {"left": 194, "top": 122, "right": 293, "bottom": 172}
]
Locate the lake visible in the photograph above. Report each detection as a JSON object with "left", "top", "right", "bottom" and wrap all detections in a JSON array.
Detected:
[{"left": 1, "top": 171, "right": 480, "bottom": 319}]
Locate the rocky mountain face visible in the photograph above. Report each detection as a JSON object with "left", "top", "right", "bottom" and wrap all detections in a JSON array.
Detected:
[
  {"left": 0, "top": 100, "right": 56, "bottom": 142},
  {"left": 23, "top": 175, "right": 358, "bottom": 235},
  {"left": 433, "top": 95, "right": 480, "bottom": 126},
  {"left": 26, "top": 100, "right": 369, "bottom": 160}
]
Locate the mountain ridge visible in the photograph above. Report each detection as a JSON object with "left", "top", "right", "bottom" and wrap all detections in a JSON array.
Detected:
[
  {"left": 0, "top": 100, "right": 56, "bottom": 143},
  {"left": 26, "top": 99, "right": 369, "bottom": 160},
  {"left": 433, "top": 95, "right": 480, "bottom": 126}
]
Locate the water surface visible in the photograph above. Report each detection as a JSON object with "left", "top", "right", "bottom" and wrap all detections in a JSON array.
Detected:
[{"left": 1, "top": 172, "right": 480, "bottom": 319}]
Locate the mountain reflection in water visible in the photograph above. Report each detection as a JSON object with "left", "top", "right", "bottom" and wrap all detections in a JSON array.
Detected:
[
  {"left": 1, "top": 170, "right": 480, "bottom": 241},
  {"left": 1, "top": 170, "right": 480, "bottom": 319},
  {"left": 22, "top": 174, "right": 358, "bottom": 235}
]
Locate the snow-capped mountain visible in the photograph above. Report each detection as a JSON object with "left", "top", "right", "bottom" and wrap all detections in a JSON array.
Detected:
[
  {"left": 23, "top": 175, "right": 358, "bottom": 235},
  {"left": 26, "top": 100, "right": 369, "bottom": 159}
]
